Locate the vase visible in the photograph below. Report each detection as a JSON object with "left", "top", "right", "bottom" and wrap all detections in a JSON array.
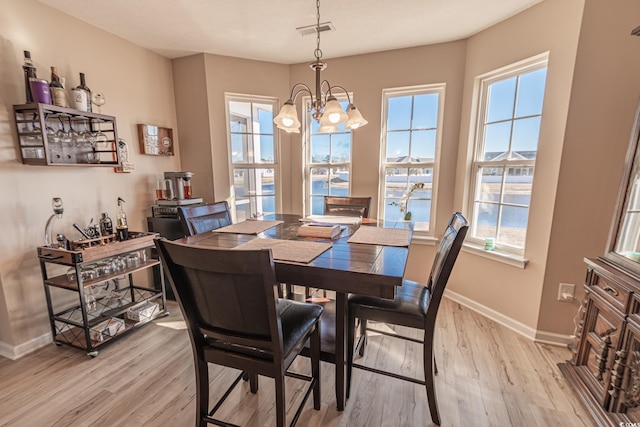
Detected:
[{"left": 404, "top": 212, "right": 412, "bottom": 221}]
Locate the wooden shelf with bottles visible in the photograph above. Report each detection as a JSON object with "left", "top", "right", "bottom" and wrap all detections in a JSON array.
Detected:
[{"left": 13, "top": 102, "right": 120, "bottom": 167}]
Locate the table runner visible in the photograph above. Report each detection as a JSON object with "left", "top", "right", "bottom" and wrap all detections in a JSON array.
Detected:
[
  {"left": 214, "top": 220, "right": 283, "bottom": 235},
  {"left": 233, "top": 238, "right": 332, "bottom": 263},
  {"left": 347, "top": 226, "right": 410, "bottom": 247}
]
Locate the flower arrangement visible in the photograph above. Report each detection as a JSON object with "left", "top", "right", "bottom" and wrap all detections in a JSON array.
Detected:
[{"left": 389, "top": 182, "right": 425, "bottom": 220}]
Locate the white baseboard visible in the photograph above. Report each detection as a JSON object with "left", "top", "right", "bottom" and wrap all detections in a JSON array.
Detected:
[
  {"left": 444, "top": 289, "right": 572, "bottom": 347},
  {"left": 0, "top": 333, "right": 51, "bottom": 360}
]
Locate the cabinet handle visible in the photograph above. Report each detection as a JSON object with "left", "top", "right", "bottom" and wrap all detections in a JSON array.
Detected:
[{"left": 602, "top": 285, "right": 619, "bottom": 296}]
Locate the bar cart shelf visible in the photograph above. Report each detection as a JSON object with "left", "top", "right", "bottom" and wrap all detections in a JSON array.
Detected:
[
  {"left": 14, "top": 103, "right": 119, "bottom": 167},
  {"left": 37, "top": 232, "right": 167, "bottom": 357}
]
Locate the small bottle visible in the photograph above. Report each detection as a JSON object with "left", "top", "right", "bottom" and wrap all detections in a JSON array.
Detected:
[
  {"left": 49, "top": 67, "right": 68, "bottom": 108},
  {"left": 23, "top": 51, "right": 37, "bottom": 103},
  {"left": 99, "top": 212, "right": 113, "bottom": 236},
  {"left": 72, "top": 72, "right": 91, "bottom": 112},
  {"left": 116, "top": 197, "right": 128, "bottom": 241}
]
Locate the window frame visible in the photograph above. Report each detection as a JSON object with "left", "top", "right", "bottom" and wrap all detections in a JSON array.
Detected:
[
  {"left": 378, "top": 84, "right": 446, "bottom": 235},
  {"left": 225, "top": 93, "right": 281, "bottom": 222},
  {"left": 302, "top": 94, "right": 354, "bottom": 216},
  {"left": 466, "top": 53, "right": 549, "bottom": 257}
]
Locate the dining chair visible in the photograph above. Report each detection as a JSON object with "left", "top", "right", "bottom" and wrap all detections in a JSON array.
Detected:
[
  {"left": 346, "top": 212, "right": 468, "bottom": 426},
  {"left": 177, "top": 201, "right": 232, "bottom": 236},
  {"left": 323, "top": 196, "right": 372, "bottom": 218},
  {"left": 155, "top": 238, "right": 323, "bottom": 427}
]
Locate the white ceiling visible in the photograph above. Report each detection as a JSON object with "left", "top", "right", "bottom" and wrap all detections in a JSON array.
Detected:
[{"left": 37, "top": 0, "right": 542, "bottom": 64}]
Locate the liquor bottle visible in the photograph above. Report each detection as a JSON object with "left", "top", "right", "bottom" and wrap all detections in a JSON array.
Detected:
[
  {"left": 23, "top": 51, "right": 37, "bottom": 103},
  {"left": 99, "top": 212, "right": 113, "bottom": 236},
  {"left": 49, "top": 66, "right": 68, "bottom": 108},
  {"left": 72, "top": 72, "right": 91, "bottom": 112},
  {"left": 116, "top": 197, "right": 128, "bottom": 241}
]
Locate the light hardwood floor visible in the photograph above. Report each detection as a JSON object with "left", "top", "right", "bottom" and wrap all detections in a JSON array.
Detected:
[{"left": 0, "top": 297, "right": 595, "bottom": 427}]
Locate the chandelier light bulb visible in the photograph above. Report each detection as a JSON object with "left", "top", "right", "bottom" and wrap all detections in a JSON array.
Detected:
[{"left": 282, "top": 117, "right": 294, "bottom": 127}]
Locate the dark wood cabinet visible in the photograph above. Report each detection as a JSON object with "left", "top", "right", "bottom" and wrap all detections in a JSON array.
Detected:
[{"left": 560, "top": 101, "right": 640, "bottom": 424}]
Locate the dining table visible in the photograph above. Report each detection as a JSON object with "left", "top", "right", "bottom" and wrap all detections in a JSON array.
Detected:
[{"left": 175, "top": 213, "right": 411, "bottom": 411}]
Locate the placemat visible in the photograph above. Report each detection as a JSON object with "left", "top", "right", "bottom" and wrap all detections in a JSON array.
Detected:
[
  {"left": 233, "top": 238, "right": 332, "bottom": 263},
  {"left": 347, "top": 226, "right": 410, "bottom": 247},
  {"left": 214, "top": 220, "right": 283, "bottom": 235}
]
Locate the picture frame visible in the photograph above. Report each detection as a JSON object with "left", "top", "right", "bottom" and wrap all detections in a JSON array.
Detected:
[{"left": 137, "top": 124, "right": 174, "bottom": 156}]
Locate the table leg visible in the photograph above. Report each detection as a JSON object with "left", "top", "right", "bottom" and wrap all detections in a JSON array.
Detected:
[{"left": 335, "top": 292, "right": 347, "bottom": 411}]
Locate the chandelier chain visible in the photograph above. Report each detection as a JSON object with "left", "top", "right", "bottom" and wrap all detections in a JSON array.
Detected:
[{"left": 315, "top": 0, "right": 322, "bottom": 61}]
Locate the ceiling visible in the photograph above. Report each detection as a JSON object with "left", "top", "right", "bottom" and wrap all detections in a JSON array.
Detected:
[{"left": 37, "top": 0, "right": 542, "bottom": 64}]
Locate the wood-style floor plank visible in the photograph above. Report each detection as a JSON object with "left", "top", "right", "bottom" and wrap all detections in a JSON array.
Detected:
[{"left": 0, "top": 297, "right": 595, "bottom": 426}]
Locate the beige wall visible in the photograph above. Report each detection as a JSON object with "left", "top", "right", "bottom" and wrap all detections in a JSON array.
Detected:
[
  {"left": 539, "top": 0, "right": 640, "bottom": 333},
  {"left": 0, "top": 0, "right": 180, "bottom": 351}
]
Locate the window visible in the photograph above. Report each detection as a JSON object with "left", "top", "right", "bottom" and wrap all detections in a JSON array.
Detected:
[
  {"left": 468, "top": 55, "right": 548, "bottom": 254},
  {"left": 226, "top": 94, "right": 279, "bottom": 221},
  {"left": 304, "top": 97, "right": 352, "bottom": 215},
  {"left": 379, "top": 85, "right": 445, "bottom": 232}
]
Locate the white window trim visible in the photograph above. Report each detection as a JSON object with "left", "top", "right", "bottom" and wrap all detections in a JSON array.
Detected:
[
  {"left": 378, "top": 83, "right": 446, "bottom": 236},
  {"left": 225, "top": 93, "right": 282, "bottom": 221},
  {"left": 302, "top": 94, "right": 353, "bottom": 216},
  {"left": 463, "top": 52, "right": 549, "bottom": 262}
]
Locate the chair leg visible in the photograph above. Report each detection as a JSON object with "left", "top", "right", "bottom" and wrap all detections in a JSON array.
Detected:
[
  {"left": 311, "top": 323, "right": 321, "bottom": 410},
  {"left": 250, "top": 373, "right": 259, "bottom": 394},
  {"left": 275, "top": 372, "right": 286, "bottom": 427},
  {"left": 424, "top": 331, "right": 440, "bottom": 425},
  {"left": 347, "top": 312, "right": 357, "bottom": 399},
  {"left": 194, "top": 356, "right": 209, "bottom": 427},
  {"left": 358, "top": 318, "right": 367, "bottom": 357}
]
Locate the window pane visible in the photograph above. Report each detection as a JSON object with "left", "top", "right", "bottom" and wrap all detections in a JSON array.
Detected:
[
  {"left": 411, "top": 130, "right": 436, "bottom": 161},
  {"left": 515, "top": 68, "right": 547, "bottom": 118},
  {"left": 412, "top": 93, "right": 439, "bottom": 129},
  {"left": 329, "top": 167, "right": 349, "bottom": 196},
  {"left": 310, "top": 167, "right": 329, "bottom": 195},
  {"left": 233, "top": 168, "right": 252, "bottom": 197},
  {"left": 477, "top": 167, "right": 503, "bottom": 202},
  {"left": 407, "top": 199, "right": 431, "bottom": 223},
  {"left": 254, "top": 103, "right": 274, "bottom": 134},
  {"left": 387, "top": 131, "right": 410, "bottom": 162},
  {"left": 311, "top": 134, "right": 330, "bottom": 163},
  {"left": 511, "top": 117, "right": 540, "bottom": 159},
  {"left": 474, "top": 202, "right": 498, "bottom": 239},
  {"left": 257, "top": 195, "right": 276, "bottom": 215},
  {"left": 387, "top": 96, "right": 412, "bottom": 130},
  {"left": 331, "top": 133, "right": 351, "bottom": 163},
  {"left": 257, "top": 169, "right": 275, "bottom": 195},
  {"left": 483, "top": 122, "right": 511, "bottom": 160},
  {"left": 235, "top": 199, "right": 251, "bottom": 222},
  {"left": 503, "top": 167, "right": 533, "bottom": 205},
  {"left": 486, "top": 77, "right": 516, "bottom": 122},
  {"left": 499, "top": 205, "right": 528, "bottom": 248},
  {"left": 231, "top": 133, "right": 248, "bottom": 163},
  {"left": 385, "top": 167, "right": 409, "bottom": 198},
  {"left": 311, "top": 196, "right": 324, "bottom": 215},
  {"left": 254, "top": 134, "right": 274, "bottom": 163}
]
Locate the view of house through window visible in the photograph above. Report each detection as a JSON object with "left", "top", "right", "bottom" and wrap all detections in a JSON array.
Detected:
[
  {"left": 305, "top": 98, "right": 352, "bottom": 215},
  {"left": 469, "top": 55, "right": 548, "bottom": 253},
  {"left": 226, "top": 95, "right": 279, "bottom": 221},
  {"left": 380, "top": 85, "right": 444, "bottom": 231}
]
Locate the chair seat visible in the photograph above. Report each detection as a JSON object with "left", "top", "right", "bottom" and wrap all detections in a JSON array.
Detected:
[
  {"left": 348, "top": 279, "right": 428, "bottom": 329},
  {"left": 206, "top": 299, "right": 323, "bottom": 361}
]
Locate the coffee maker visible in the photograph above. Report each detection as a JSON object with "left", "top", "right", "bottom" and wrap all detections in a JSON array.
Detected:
[{"left": 157, "top": 171, "right": 203, "bottom": 206}]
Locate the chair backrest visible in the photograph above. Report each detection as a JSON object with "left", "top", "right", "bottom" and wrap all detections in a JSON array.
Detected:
[
  {"left": 323, "top": 196, "right": 372, "bottom": 218},
  {"left": 155, "top": 238, "right": 284, "bottom": 359},
  {"left": 425, "top": 212, "right": 468, "bottom": 319},
  {"left": 178, "top": 201, "right": 232, "bottom": 236}
]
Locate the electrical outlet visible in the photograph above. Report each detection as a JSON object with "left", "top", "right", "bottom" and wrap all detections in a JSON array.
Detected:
[{"left": 558, "top": 283, "right": 575, "bottom": 302}]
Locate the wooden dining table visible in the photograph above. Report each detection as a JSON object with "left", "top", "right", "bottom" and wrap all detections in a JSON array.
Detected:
[{"left": 175, "top": 213, "right": 410, "bottom": 411}]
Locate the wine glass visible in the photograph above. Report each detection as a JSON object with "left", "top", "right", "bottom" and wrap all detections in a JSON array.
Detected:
[
  {"left": 56, "top": 118, "right": 71, "bottom": 145},
  {"left": 67, "top": 117, "right": 80, "bottom": 145},
  {"left": 91, "top": 92, "right": 105, "bottom": 113}
]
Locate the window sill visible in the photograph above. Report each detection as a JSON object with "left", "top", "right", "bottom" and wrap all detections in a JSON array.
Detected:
[{"left": 462, "top": 242, "right": 528, "bottom": 269}]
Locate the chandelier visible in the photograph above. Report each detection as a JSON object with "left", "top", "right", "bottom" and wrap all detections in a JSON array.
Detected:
[{"left": 273, "top": 0, "right": 368, "bottom": 134}]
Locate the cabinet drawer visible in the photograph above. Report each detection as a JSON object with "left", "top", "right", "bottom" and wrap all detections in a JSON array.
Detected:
[{"left": 589, "top": 272, "right": 631, "bottom": 314}]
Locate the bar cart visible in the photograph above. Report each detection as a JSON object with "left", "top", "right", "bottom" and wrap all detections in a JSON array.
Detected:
[{"left": 37, "top": 232, "right": 167, "bottom": 357}]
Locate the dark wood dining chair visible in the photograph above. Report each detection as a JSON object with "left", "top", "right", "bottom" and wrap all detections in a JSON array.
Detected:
[
  {"left": 346, "top": 212, "right": 468, "bottom": 426},
  {"left": 323, "top": 196, "right": 372, "bottom": 218},
  {"left": 155, "top": 238, "right": 323, "bottom": 427},
  {"left": 177, "top": 201, "right": 232, "bottom": 236}
]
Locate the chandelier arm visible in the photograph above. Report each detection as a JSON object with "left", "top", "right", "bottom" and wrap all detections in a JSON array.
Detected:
[
  {"left": 288, "top": 83, "right": 313, "bottom": 102},
  {"left": 325, "top": 85, "right": 353, "bottom": 104}
]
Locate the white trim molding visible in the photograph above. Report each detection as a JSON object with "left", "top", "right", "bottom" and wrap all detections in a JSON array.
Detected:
[
  {"left": 444, "top": 289, "right": 572, "bottom": 347},
  {"left": 0, "top": 333, "right": 51, "bottom": 360}
]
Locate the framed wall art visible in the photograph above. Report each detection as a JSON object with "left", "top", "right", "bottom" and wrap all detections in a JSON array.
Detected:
[{"left": 137, "top": 124, "right": 174, "bottom": 156}]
